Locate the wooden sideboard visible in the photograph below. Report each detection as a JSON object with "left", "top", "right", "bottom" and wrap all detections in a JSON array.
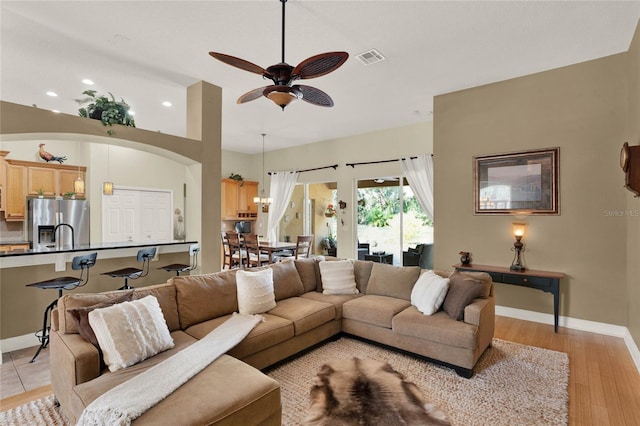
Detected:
[{"left": 454, "top": 264, "right": 565, "bottom": 332}]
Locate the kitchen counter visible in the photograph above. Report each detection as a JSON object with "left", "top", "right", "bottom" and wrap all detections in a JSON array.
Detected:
[
  {"left": 1, "top": 240, "right": 199, "bottom": 350},
  {"left": 0, "top": 240, "right": 198, "bottom": 268}
]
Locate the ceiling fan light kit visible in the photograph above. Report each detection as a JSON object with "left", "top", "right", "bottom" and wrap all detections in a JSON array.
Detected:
[{"left": 209, "top": 0, "right": 348, "bottom": 110}]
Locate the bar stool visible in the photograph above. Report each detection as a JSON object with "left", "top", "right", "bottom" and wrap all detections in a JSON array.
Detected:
[
  {"left": 158, "top": 243, "right": 200, "bottom": 276},
  {"left": 26, "top": 252, "right": 97, "bottom": 363},
  {"left": 102, "top": 247, "right": 156, "bottom": 290}
]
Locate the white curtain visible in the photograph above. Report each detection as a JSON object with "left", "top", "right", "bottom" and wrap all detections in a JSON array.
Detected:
[
  {"left": 400, "top": 154, "right": 434, "bottom": 222},
  {"left": 266, "top": 171, "right": 299, "bottom": 242}
]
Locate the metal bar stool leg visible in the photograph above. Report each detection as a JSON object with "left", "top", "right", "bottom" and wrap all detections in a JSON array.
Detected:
[{"left": 30, "top": 296, "right": 59, "bottom": 363}]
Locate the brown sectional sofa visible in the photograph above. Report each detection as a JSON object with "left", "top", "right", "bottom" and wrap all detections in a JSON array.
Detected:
[{"left": 50, "top": 258, "right": 495, "bottom": 425}]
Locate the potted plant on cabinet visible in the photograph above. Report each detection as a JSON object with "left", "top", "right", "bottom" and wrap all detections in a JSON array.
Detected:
[
  {"left": 77, "top": 90, "right": 136, "bottom": 136},
  {"left": 36, "top": 188, "right": 45, "bottom": 198}
]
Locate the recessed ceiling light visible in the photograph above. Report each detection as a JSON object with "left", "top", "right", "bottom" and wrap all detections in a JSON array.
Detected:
[
  {"left": 51, "top": 109, "right": 60, "bottom": 113},
  {"left": 162, "top": 101, "right": 172, "bottom": 107},
  {"left": 82, "top": 79, "right": 94, "bottom": 85},
  {"left": 46, "top": 91, "right": 58, "bottom": 97}
]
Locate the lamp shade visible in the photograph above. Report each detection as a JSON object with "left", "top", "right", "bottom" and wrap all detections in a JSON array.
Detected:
[
  {"left": 103, "top": 181, "right": 114, "bottom": 195},
  {"left": 512, "top": 223, "right": 527, "bottom": 238}
]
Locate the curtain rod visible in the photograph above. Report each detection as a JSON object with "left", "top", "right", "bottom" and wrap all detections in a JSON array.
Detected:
[
  {"left": 345, "top": 154, "right": 431, "bottom": 168},
  {"left": 268, "top": 164, "right": 338, "bottom": 175}
]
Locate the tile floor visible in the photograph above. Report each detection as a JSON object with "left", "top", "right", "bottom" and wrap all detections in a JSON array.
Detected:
[{"left": 0, "top": 345, "right": 51, "bottom": 400}]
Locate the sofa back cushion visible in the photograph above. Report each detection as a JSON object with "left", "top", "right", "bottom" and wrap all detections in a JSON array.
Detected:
[
  {"left": 270, "top": 260, "right": 305, "bottom": 301},
  {"left": 132, "top": 283, "right": 181, "bottom": 331},
  {"left": 353, "top": 260, "right": 374, "bottom": 294},
  {"left": 366, "top": 263, "right": 421, "bottom": 300},
  {"left": 294, "top": 258, "right": 319, "bottom": 293},
  {"left": 173, "top": 270, "right": 238, "bottom": 329},
  {"left": 58, "top": 290, "right": 135, "bottom": 334}
]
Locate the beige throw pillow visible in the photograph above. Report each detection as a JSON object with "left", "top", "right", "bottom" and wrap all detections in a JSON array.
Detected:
[
  {"left": 89, "top": 295, "right": 174, "bottom": 372},
  {"left": 410, "top": 270, "right": 450, "bottom": 315},
  {"left": 318, "top": 260, "right": 359, "bottom": 295},
  {"left": 236, "top": 268, "right": 277, "bottom": 315}
]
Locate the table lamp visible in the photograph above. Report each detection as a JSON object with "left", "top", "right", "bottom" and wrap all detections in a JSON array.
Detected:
[{"left": 510, "top": 223, "right": 527, "bottom": 272}]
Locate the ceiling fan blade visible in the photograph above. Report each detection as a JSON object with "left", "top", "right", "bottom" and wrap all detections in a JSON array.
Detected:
[
  {"left": 237, "top": 86, "right": 270, "bottom": 104},
  {"left": 209, "top": 52, "right": 268, "bottom": 76},
  {"left": 292, "top": 52, "right": 349, "bottom": 80},
  {"left": 295, "top": 85, "right": 334, "bottom": 107}
]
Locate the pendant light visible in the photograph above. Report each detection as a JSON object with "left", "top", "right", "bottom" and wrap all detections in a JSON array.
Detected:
[
  {"left": 103, "top": 144, "right": 114, "bottom": 195},
  {"left": 253, "top": 134, "right": 272, "bottom": 206},
  {"left": 73, "top": 164, "right": 85, "bottom": 194}
]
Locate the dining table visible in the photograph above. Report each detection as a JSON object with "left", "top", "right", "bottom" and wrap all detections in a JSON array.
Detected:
[{"left": 257, "top": 241, "right": 298, "bottom": 263}]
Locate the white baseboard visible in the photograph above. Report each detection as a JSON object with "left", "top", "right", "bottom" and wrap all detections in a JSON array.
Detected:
[
  {"left": 0, "top": 333, "right": 40, "bottom": 364},
  {"left": 496, "top": 305, "right": 640, "bottom": 373}
]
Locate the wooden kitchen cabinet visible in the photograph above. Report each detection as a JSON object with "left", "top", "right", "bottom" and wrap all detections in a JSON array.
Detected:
[
  {"left": 4, "top": 159, "right": 87, "bottom": 198},
  {"left": 0, "top": 150, "right": 8, "bottom": 212},
  {"left": 238, "top": 181, "right": 259, "bottom": 217},
  {"left": 221, "top": 179, "right": 259, "bottom": 220},
  {"left": 28, "top": 166, "right": 57, "bottom": 196},
  {"left": 5, "top": 163, "right": 27, "bottom": 221}
]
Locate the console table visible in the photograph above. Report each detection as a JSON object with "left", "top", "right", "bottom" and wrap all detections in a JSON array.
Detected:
[{"left": 454, "top": 264, "right": 565, "bottom": 333}]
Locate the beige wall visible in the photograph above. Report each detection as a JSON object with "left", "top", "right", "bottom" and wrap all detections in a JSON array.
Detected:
[
  {"left": 626, "top": 22, "right": 640, "bottom": 345},
  {"left": 434, "top": 52, "right": 631, "bottom": 325}
]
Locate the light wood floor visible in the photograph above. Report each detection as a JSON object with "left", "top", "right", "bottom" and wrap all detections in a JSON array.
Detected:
[{"left": 2, "top": 316, "right": 640, "bottom": 425}]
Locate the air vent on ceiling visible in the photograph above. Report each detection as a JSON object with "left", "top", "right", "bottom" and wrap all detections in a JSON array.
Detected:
[{"left": 356, "top": 48, "right": 385, "bottom": 66}]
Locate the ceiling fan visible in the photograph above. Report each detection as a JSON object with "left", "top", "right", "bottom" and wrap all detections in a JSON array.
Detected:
[{"left": 209, "top": 0, "right": 348, "bottom": 110}]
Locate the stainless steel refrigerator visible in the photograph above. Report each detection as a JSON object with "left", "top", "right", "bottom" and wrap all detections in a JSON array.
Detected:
[{"left": 27, "top": 198, "right": 90, "bottom": 250}]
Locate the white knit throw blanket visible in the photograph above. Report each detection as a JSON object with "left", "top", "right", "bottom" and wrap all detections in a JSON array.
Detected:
[{"left": 77, "top": 313, "right": 263, "bottom": 426}]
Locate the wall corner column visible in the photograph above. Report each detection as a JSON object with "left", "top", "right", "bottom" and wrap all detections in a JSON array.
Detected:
[{"left": 187, "top": 81, "right": 222, "bottom": 272}]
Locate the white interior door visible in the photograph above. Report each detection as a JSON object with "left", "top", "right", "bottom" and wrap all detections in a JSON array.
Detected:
[{"left": 103, "top": 188, "right": 173, "bottom": 243}]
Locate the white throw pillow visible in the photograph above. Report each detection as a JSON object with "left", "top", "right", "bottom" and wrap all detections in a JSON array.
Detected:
[
  {"left": 410, "top": 270, "right": 450, "bottom": 315},
  {"left": 319, "top": 260, "right": 359, "bottom": 295},
  {"left": 89, "top": 295, "right": 174, "bottom": 372},
  {"left": 236, "top": 268, "right": 277, "bottom": 315}
]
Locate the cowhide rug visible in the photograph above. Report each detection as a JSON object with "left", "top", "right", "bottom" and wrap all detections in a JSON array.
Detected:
[{"left": 303, "top": 357, "right": 450, "bottom": 426}]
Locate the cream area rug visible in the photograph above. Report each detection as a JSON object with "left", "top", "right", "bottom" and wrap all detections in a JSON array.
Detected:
[{"left": 0, "top": 337, "right": 568, "bottom": 426}]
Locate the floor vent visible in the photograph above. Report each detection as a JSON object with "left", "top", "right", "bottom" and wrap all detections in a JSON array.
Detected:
[{"left": 356, "top": 48, "right": 385, "bottom": 66}]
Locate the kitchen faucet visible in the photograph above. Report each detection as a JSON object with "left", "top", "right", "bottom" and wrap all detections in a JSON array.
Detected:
[{"left": 54, "top": 223, "right": 75, "bottom": 249}]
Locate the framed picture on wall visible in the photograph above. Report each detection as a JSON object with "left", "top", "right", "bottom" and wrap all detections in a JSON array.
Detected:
[{"left": 473, "top": 147, "right": 559, "bottom": 215}]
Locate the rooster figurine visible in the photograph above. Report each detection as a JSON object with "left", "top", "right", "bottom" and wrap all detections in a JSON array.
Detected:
[{"left": 38, "top": 144, "right": 67, "bottom": 163}]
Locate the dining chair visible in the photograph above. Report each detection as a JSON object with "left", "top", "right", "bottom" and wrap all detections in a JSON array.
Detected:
[
  {"left": 225, "top": 231, "right": 246, "bottom": 269},
  {"left": 243, "top": 234, "right": 270, "bottom": 267},
  {"left": 221, "top": 232, "right": 233, "bottom": 269},
  {"left": 294, "top": 235, "right": 314, "bottom": 259}
]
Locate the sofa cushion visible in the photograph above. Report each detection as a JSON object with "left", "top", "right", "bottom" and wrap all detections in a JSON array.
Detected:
[
  {"left": 58, "top": 289, "right": 135, "bottom": 334},
  {"left": 392, "top": 306, "right": 478, "bottom": 350},
  {"left": 318, "top": 260, "right": 359, "bottom": 295},
  {"left": 353, "top": 260, "right": 374, "bottom": 294},
  {"left": 267, "top": 297, "right": 336, "bottom": 335},
  {"left": 442, "top": 275, "right": 485, "bottom": 320},
  {"left": 410, "top": 270, "right": 450, "bottom": 315},
  {"left": 300, "top": 292, "right": 363, "bottom": 319},
  {"left": 270, "top": 260, "right": 305, "bottom": 301},
  {"left": 184, "top": 313, "right": 294, "bottom": 359},
  {"left": 173, "top": 270, "right": 238, "bottom": 329},
  {"left": 342, "top": 295, "right": 411, "bottom": 329},
  {"left": 236, "top": 268, "right": 277, "bottom": 315},
  {"left": 133, "top": 283, "right": 181, "bottom": 332},
  {"left": 448, "top": 270, "right": 493, "bottom": 298},
  {"left": 89, "top": 295, "right": 175, "bottom": 372},
  {"left": 294, "top": 258, "right": 319, "bottom": 293},
  {"left": 366, "top": 263, "right": 420, "bottom": 300}
]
